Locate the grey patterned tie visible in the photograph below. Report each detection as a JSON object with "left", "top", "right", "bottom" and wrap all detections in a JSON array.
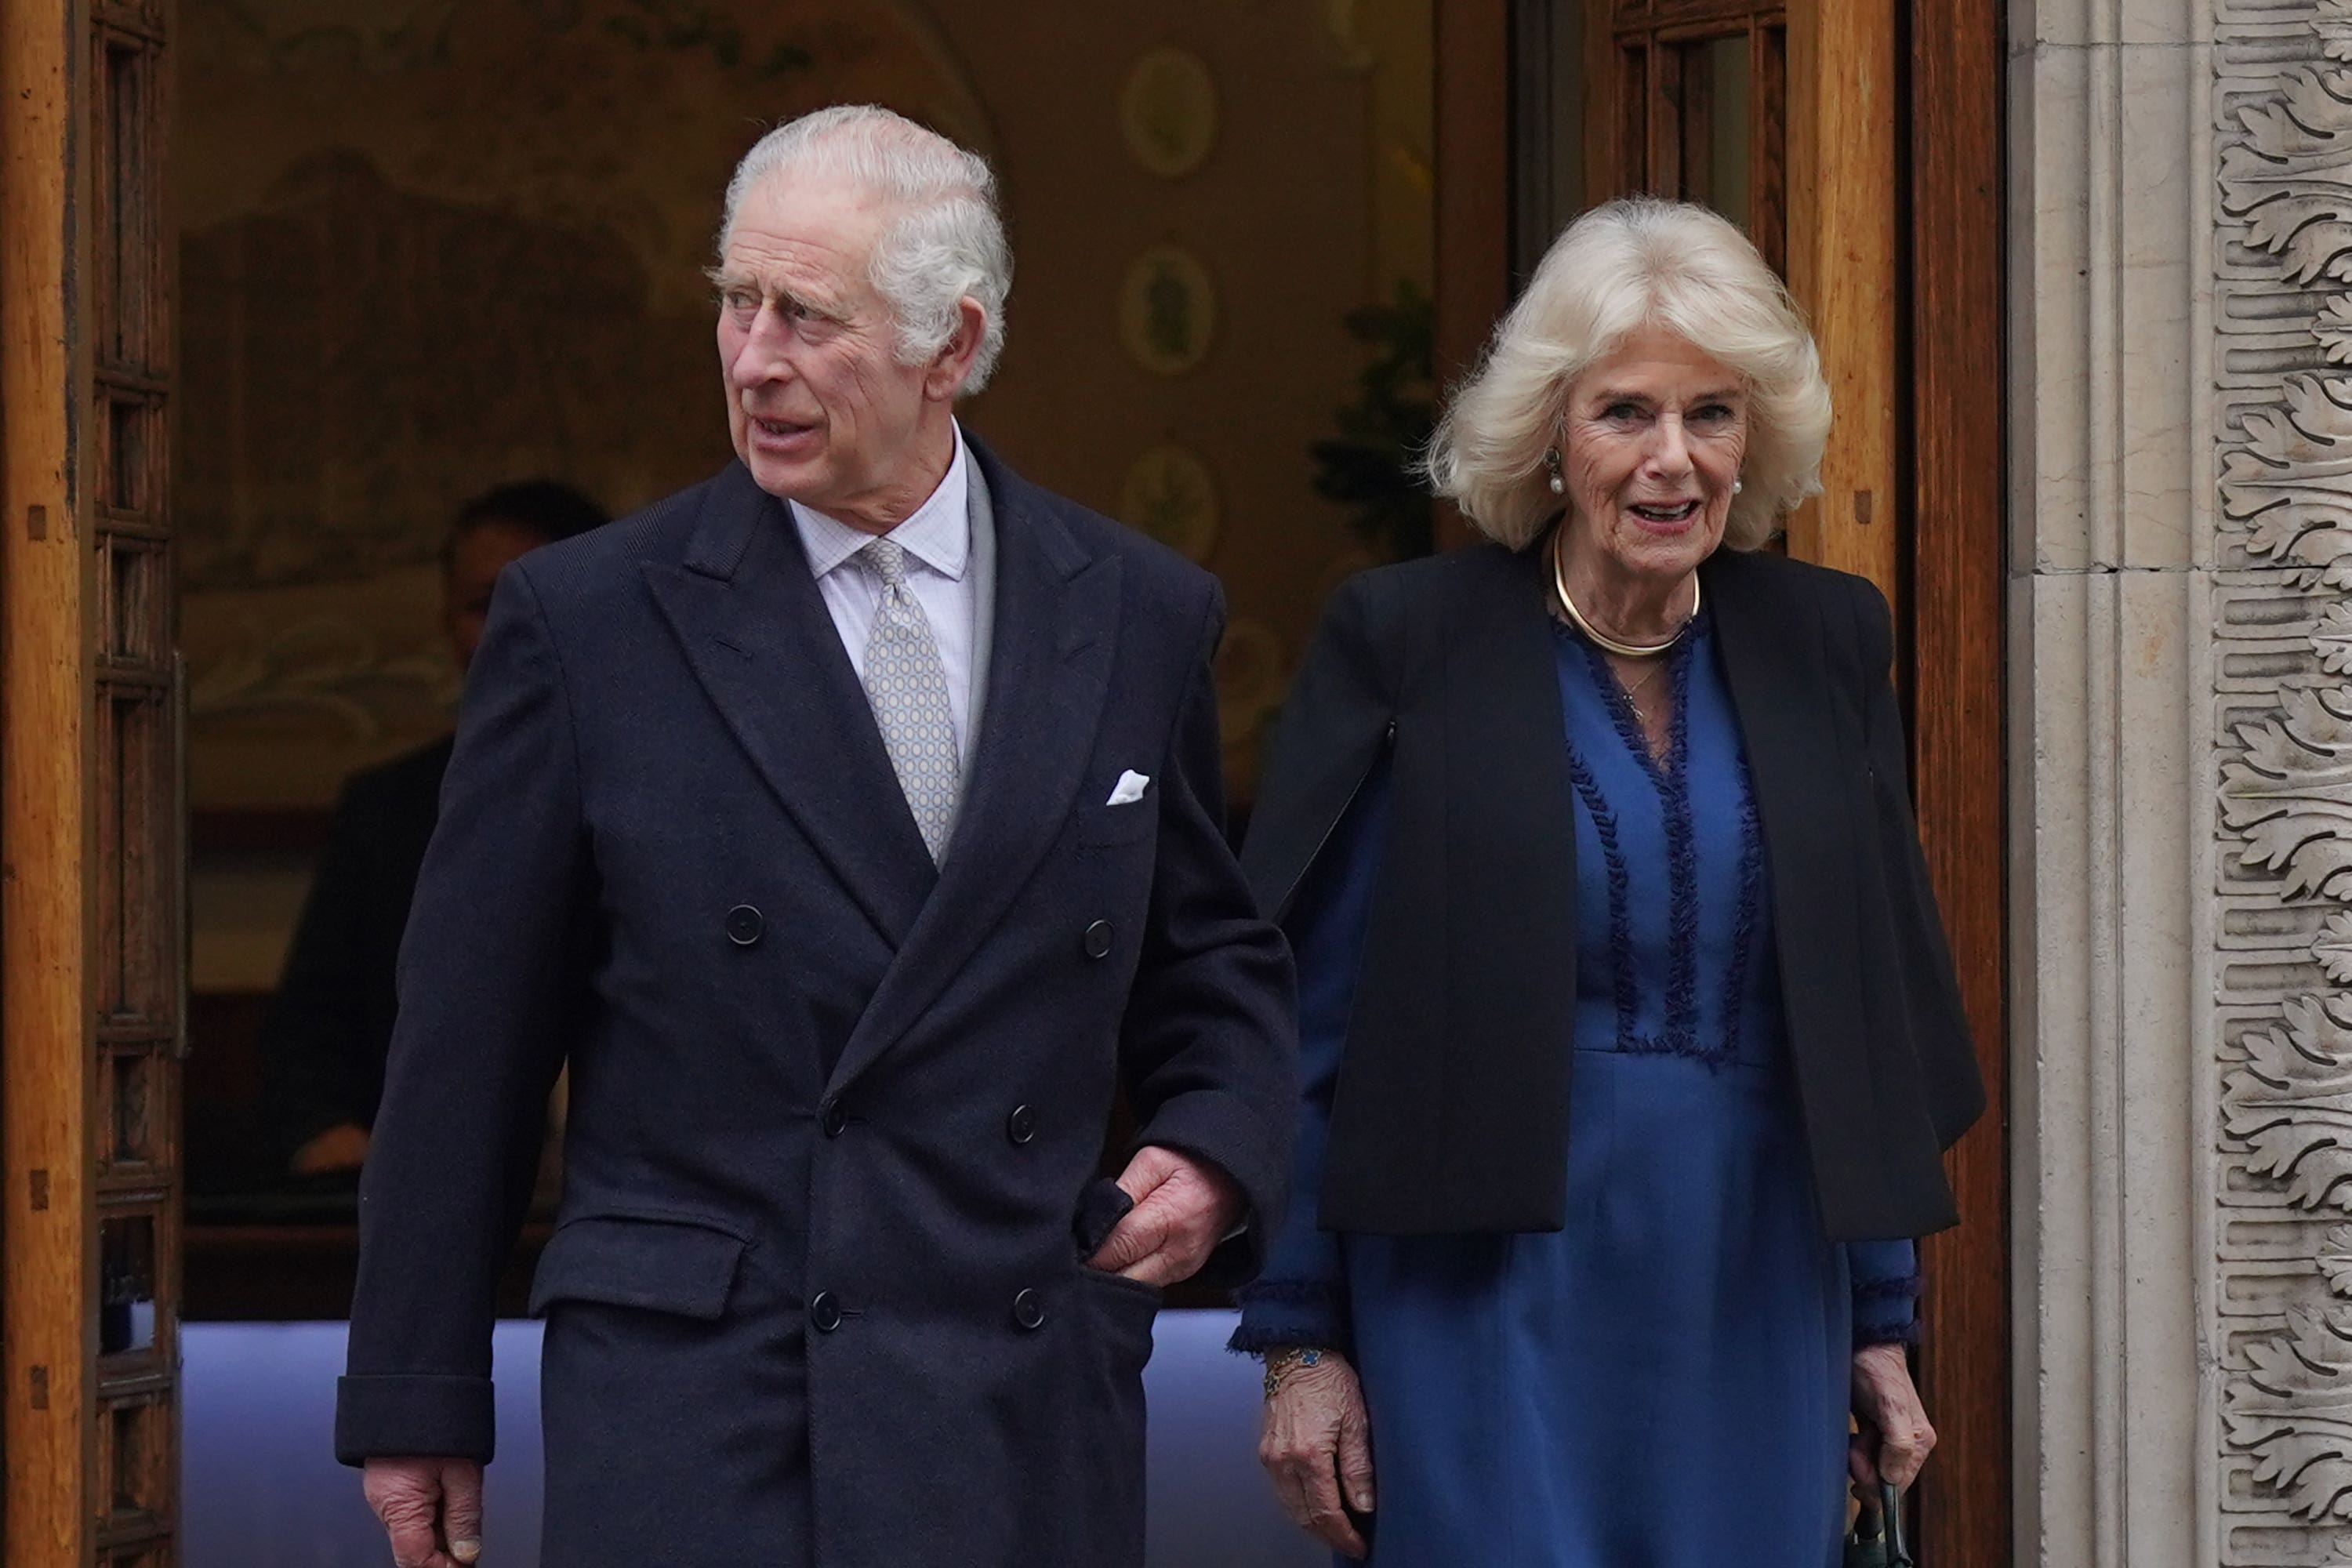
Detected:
[{"left": 858, "top": 539, "right": 960, "bottom": 862}]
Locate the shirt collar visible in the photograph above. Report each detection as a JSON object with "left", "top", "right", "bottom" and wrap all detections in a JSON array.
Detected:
[{"left": 789, "top": 426, "right": 971, "bottom": 583}]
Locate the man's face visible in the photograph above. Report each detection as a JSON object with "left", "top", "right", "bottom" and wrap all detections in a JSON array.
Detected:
[
  {"left": 713, "top": 173, "right": 942, "bottom": 531},
  {"left": 445, "top": 519, "right": 550, "bottom": 673}
]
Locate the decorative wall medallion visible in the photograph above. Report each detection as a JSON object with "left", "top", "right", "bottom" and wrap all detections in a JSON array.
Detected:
[
  {"left": 1119, "top": 45, "right": 1219, "bottom": 178},
  {"left": 1118, "top": 245, "right": 1218, "bottom": 376},
  {"left": 2213, "top": 2, "right": 2352, "bottom": 1552},
  {"left": 1118, "top": 444, "right": 1221, "bottom": 563}
]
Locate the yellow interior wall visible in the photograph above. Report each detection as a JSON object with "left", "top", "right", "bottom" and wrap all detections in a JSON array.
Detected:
[{"left": 180, "top": 0, "right": 1435, "bottom": 989}]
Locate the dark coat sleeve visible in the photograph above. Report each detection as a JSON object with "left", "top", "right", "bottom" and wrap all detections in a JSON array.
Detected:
[
  {"left": 1117, "top": 582, "right": 1300, "bottom": 1288},
  {"left": 1849, "top": 575, "right": 1986, "bottom": 1148},
  {"left": 336, "top": 562, "right": 587, "bottom": 1465}
]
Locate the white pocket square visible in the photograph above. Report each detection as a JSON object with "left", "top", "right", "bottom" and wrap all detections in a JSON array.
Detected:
[{"left": 1106, "top": 770, "right": 1152, "bottom": 806}]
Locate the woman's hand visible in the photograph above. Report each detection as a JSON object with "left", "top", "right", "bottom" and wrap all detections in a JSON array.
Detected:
[
  {"left": 1258, "top": 1351, "right": 1375, "bottom": 1559},
  {"left": 1849, "top": 1341, "right": 1936, "bottom": 1513}
]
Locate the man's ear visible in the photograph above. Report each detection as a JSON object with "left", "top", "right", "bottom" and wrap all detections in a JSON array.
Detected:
[{"left": 923, "top": 296, "right": 989, "bottom": 401}]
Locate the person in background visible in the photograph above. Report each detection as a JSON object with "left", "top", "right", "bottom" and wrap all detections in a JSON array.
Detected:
[
  {"left": 1232, "top": 198, "right": 1985, "bottom": 1565},
  {"left": 263, "top": 480, "right": 608, "bottom": 1177}
]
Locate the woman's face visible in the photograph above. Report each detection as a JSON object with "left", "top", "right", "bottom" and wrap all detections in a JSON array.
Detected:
[{"left": 1557, "top": 326, "right": 1749, "bottom": 587}]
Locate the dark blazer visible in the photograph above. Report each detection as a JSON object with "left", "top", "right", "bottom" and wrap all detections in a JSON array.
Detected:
[
  {"left": 1241, "top": 540, "right": 1983, "bottom": 1243},
  {"left": 335, "top": 445, "right": 1295, "bottom": 1568},
  {"left": 259, "top": 735, "right": 451, "bottom": 1163}
]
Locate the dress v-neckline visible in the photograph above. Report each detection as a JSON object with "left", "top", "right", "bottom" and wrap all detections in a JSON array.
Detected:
[{"left": 1559, "top": 621, "right": 1694, "bottom": 788}]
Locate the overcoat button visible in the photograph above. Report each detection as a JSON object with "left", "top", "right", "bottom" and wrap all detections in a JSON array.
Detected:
[
  {"left": 1083, "top": 920, "right": 1114, "bottom": 960},
  {"left": 1007, "top": 1104, "right": 1036, "bottom": 1145},
  {"left": 1012, "top": 1288, "right": 1045, "bottom": 1330},
  {"left": 725, "top": 905, "right": 764, "bottom": 946},
  {"left": 820, "top": 1097, "right": 848, "bottom": 1138},
  {"left": 809, "top": 1291, "right": 843, "bottom": 1333}
]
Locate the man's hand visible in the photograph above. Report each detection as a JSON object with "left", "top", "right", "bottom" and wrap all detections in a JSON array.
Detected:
[
  {"left": 1084, "top": 1144, "right": 1244, "bottom": 1287},
  {"left": 362, "top": 1456, "right": 484, "bottom": 1567}
]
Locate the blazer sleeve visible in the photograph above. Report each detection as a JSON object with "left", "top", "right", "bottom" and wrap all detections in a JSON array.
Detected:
[
  {"left": 1852, "top": 577, "right": 1987, "bottom": 1148},
  {"left": 336, "top": 562, "right": 588, "bottom": 1465},
  {"left": 1117, "top": 582, "right": 1300, "bottom": 1290}
]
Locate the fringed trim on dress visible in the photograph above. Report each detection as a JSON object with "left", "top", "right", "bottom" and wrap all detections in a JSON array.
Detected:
[
  {"left": 1229, "top": 1279, "right": 1352, "bottom": 1356},
  {"left": 1657, "top": 644, "right": 1702, "bottom": 1058},
  {"left": 1853, "top": 1272, "right": 1924, "bottom": 1348},
  {"left": 1853, "top": 1272, "right": 1923, "bottom": 1303},
  {"left": 1853, "top": 1316, "right": 1923, "bottom": 1349},
  {"left": 1571, "top": 626, "right": 1738, "bottom": 1069},
  {"left": 1563, "top": 737, "right": 1639, "bottom": 1053},
  {"left": 1722, "top": 754, "right": 1766, "bottom": 1065}
]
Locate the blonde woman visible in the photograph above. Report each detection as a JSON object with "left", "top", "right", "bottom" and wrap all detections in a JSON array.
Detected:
[{"left": 1232, "top": 199, "right": 1983, "bottom": 1566}]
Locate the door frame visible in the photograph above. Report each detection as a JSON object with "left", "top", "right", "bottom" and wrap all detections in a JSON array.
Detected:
[
  {"left": 2, "top": 1, "right": 186, "bottom": 1562},
  {"left": 3, "top": 2, "right": 105, "bottom": 1558}
]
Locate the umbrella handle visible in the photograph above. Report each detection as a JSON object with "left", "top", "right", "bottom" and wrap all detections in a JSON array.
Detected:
[{"left": 1880, "top": 1481, "right": 1915, "bottom": 1568}]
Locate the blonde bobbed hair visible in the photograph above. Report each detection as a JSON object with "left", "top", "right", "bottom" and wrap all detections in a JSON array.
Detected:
[{"left": 1424, "top": 198, "right": 1830, "bottom": 552}]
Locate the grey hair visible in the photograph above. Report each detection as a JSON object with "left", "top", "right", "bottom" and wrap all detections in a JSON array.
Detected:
[
  {"left": 718, "top": 104, "right": 1012, "bottom": 393},
  {"left": 1423, "top": 198, "right": 1831, "bottom": 551}
]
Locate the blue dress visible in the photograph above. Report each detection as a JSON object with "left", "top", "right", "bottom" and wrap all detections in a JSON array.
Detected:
[{"left": 1235, "top": 615, "right": 1918, "bottom": 1567}]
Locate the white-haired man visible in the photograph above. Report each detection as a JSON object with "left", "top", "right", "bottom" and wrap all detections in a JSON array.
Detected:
[{"left": 336, "top": 105, "right": 1295, "bottom": 1568}]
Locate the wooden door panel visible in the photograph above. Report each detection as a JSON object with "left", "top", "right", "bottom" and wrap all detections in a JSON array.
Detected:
[
  {"left": 4, "top": 1, "right": 184, "bottom": 1563},
  {"left": 1588, "top": 2, "right": 1790, "bottom": 270}
]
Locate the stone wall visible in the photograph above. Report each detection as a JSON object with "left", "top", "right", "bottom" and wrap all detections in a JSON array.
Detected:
[
  {"left": 2014, "top": 1, "right": 2352, "bottom": 1562},
  {"left": 2213, "top": 5, "right": 2352, "bottom": 1562}
]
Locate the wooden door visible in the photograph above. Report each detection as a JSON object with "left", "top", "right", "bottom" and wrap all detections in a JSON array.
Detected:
[
  {"left": 2, "top": 1, "right": 187, "bottom": 1563},
  {"left": 1588, "top": 4, "right": 1790, "bottom": 276},
  {"left": 1489, "top": 2, "right": 2009, "bottom": 1563},
  {"left": 1579, "top": 0, "right": 1895, "bottom": 602}
]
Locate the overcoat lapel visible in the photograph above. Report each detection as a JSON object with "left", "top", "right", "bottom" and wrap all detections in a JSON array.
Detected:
[
  {"left": 827, "top": 449, "right": 1121, "bottom": 1091},
  {"left": 641, "top": 462, "right": 936, "bottom": 949}
]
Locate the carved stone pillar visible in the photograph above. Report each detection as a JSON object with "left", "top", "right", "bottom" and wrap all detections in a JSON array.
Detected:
[
  {"left": 2016, "top": 1, "right": 2352, "bottom": 1563},
  {"left": 2212, "top": 5, "right": 2352, "bottom": 1563}
]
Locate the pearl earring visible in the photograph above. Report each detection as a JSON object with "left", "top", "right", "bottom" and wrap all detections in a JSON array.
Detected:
[
  {"left": 1545, "top": 448, "right": 1565, "bottom": 496},
  {"left": 1732, "top": 478, "right": 1744, "bottom": 495}
]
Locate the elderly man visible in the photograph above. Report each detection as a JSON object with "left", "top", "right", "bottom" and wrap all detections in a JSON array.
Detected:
[{"left": 336, "top": 105, "right": 1295, "bottom": 1568}]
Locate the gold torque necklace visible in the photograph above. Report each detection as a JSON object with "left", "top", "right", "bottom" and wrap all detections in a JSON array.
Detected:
[{"left": 1550, "top": 533, "right": 1700, "bottom": 659}]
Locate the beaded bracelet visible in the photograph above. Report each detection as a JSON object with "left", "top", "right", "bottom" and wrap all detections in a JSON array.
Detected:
[{"left": 1261, "top": 1345, "right": 1326, "bottom": 1398}]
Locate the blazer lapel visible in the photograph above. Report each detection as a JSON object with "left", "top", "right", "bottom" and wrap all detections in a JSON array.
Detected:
[
  {"left": 828, "top": 448, "right": 1120, "bottom": 1091},
  {"left": 641, "top": 463, "right": 936, "bottom": 948}
]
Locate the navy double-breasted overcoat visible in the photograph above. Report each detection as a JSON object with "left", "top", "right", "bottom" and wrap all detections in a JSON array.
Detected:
[{"left": 334, "top": 443, "right": 1296, "bottom": 1566}]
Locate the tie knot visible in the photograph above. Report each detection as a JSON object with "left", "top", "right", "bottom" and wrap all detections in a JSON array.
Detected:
[{"left": 861, "top": 538, "right": 909, "bottom": 587}]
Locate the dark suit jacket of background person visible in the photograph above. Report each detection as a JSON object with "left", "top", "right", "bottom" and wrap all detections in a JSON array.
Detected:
[
  {"left": 259, "top": 735, "right": 451, "bottom": 1164},
  {"left": 333, "top": 442, "right": 1296, "bottom": 1568},
  {"left": 1240, "top": 541, "right": 1984, "bottom": 1244}
]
